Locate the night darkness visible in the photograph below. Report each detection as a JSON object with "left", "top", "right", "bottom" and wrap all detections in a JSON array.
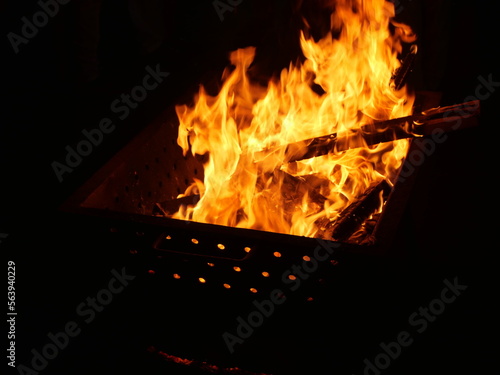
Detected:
[{"left": 1, "top": 1, "right": 497, "bottom": 374}]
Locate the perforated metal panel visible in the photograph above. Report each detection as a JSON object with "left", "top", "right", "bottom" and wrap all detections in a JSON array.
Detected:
[{"left": 80, "top": 109, "right": 204, "bottom": 216}]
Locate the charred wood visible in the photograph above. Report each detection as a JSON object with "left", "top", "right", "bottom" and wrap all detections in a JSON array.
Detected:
[
  {"left": 256, "top": 100, "right": 479, "bottom": 164},
  {"left": 316, "top": 179, "right": 392, "bottom": 242}
]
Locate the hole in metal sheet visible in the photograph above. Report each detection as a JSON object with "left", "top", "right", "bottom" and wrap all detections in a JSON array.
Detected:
[
  {"left": 217, "top": 244, "right": 225, "bottom": 250},
  {"left": 173, "top": 273, "right": 181, "bottom": 279},
  {"left": 261, "top": 271, "right": 270, "bottom": 277},
  {"left": 198, "top": 277, "right": 206, "bottom": 283},
  {"left": 165, "top": 235, "right": 172, "bottom": 240},
  {"left": 250, "top": 288, "right": 257, "bottom": 293},
  {"left": 306, "top": 297, "right": 314, "bottom": 302},
  {"left": 233, "top": 266, "right": 241, "bottom": 272},
  {"left": 330, "top": 260, "right": 339, "bottom": 266},
  {"left": 303, "top": 255, "right": 311, "bottom": 261},
  {"left": 207, "top": 263, "right": 215, "bottom": 267},
  {"left": 191, "top": 238, "right": 199, "bottom": 244},
  {"left": 288, "top": 274, "right": 297, "bottom": 280},
  {"left": 273, "top": 251, "right": 282, "bottom": 258},
  {"left": 244, "top": 247, "right": 251, "bottom": 253},
  {"left": 223, "top": 283, "right": 231, "bottom": 289}
]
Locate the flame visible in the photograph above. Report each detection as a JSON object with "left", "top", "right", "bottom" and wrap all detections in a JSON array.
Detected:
[{"left": 172, "top": 0, "right": 416, "bottom": 240}]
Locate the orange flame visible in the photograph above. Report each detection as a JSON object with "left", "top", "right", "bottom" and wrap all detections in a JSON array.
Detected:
[{"left": 172, "top": 0, "right": 416, "bottom": 239}]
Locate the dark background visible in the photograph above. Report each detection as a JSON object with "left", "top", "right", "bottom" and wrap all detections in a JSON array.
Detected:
[{"left": 1, "top": 0, "right": 497, "bottom": 374}]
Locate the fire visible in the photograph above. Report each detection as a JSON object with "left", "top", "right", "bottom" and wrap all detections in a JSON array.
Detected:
[{"left": 171, "top": 0, "right": 416, "bottom": 240}]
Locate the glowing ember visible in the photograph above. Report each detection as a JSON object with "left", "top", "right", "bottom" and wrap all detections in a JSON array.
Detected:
[{"left": 172, "top": 0, "right": 416, "bottom": 240}]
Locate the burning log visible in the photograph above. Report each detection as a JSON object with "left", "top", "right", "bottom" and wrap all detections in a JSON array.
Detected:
[
  {"left": 316, "top": 179, "right": 392, "bottom": 242},
  {"left": 391, "top": 44, "right": 418, "bottom": 91},
  {"left": 256, "top": 100, "right": 480, "bottom": 164},
  {"left": 272, "top": 170, "right": 329, "bottom": 207},
  {"left": 153, "top": 195, "right": 200, "bottom": 216}
]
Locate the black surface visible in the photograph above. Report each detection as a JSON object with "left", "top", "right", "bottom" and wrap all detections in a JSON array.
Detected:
[{"left": 1, "top": 1, "right": 497, "bottom": 374}]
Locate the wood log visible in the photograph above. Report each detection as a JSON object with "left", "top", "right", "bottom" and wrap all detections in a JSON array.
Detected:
[
  {"left": 255, "top": 100, "right": 480, "bottom": 164},
  {"left": 391, "top": 44, "right": 418, "bottom": 90},
  {"left": 153, "top": 195, "right": 200, "bottom": 216},
  {"left": 271, "top": 170, "right": 329, "bottom": 206},
  {"left": 316, "top": 179, "right": 392, "bottom": 242}
]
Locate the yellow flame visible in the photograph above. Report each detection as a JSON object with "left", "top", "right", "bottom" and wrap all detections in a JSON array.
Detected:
[{"left": 172, "top": 0, "right": 416, "bottom": 239}]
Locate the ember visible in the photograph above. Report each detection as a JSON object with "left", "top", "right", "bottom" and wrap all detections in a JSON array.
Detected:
[{"left": 154, "top": 348, "right": 273, "bottom": 375}]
